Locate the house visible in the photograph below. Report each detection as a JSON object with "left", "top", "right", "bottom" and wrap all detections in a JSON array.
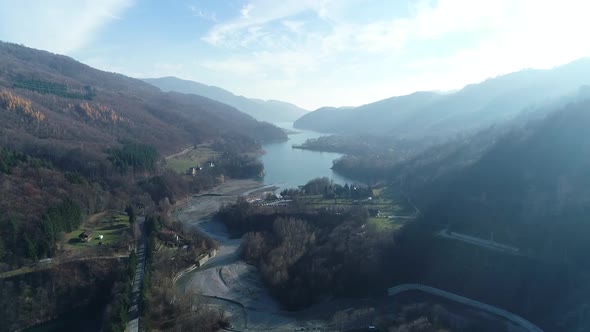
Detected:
[
  {"left": 196, "top": 249, "right": 218, "bottom": 267},
  {"left": 159, "top": 230, "right": 181, "bottom": 247},
  {"left": 187, "top": 165, "right": 204, "bottom": 176},
  {"left": 79, "top": 231, "right": 92, "bottom": 242}
]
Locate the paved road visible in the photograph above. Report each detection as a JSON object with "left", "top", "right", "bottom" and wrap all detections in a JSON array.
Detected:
[
  {"left": 165, "top": 147, "right": 193, "bottom": 160},
  {"left": 388, "top": 284, "right": 543, "bottom": 332},
  {"left": 127, "top": 217, "right": 147, "bottom": 332},
  {"left": 437, "top": 229, "right": 522, "bottom": 255}
]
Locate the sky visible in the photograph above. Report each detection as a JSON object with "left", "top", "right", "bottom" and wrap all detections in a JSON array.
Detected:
[{"left": 1, "top": 0, "right": 590, "bottom": 110}]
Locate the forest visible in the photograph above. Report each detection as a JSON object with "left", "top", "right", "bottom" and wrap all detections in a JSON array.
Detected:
[
  {"left": 108, "top": 142, "right": 159, "bottom": 172},
  {"left": 310, "top": 100, "right": 590, "bottom": 331},
  {"left": 218, "top": 188, "right": 397, "bottom": 309}
]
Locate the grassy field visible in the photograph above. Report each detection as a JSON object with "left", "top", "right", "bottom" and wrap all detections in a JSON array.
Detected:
[
  {"left": 0, "top": 212, "right": 130, "bottom": 279},
  {"left": 297, "top": 187, "right": 415, "bottom": 231},
  {"left": 164, "top": 146, "right": 219, "bottom": 173},
  {"left": 368, "top": 217, "right": 403, "bottom": 231},
  {"left": 299, "top": 194, "right": 400, "bottom": 214},
  {"left": 64, "top": 212, "right": 130, "bottom": 251}
]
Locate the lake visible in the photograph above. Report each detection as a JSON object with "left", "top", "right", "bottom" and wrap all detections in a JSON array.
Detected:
[{"left": 259, "top": 122, "right": 353, "bottom": 190}]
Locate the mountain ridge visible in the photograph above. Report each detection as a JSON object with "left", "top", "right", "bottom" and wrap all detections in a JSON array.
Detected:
[
  {"left": 294, "top": 58, "right": 590, "bottom": 137},
  {"left": 143, "top": 76, "right": 308, "bottom": 123}
]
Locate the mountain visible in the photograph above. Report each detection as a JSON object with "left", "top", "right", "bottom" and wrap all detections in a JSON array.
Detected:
[
  {"left": 294, "top": 59, "right": 590, "bottom": 137},
  {"left": 0, "top": 42, "right": 286, "bottom": 160},
  {"left": 0, "top": 41, "right": 288, "bottom": 269},
  {"left": 430, "top": 100, "right": 590, "bottom": 248},
  {"left": 295, "top": 92, "right": 441, "bottom": 133},
  {"left": 143, "top": 76, "right": 308, "bottom": 123}
]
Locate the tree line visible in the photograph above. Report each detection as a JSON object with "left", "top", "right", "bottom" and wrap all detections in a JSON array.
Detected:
[
  {"left": 108, "top": 141, "right": 159, "bottom": 172},
  {"left": 218, "top": 196, "right": 396, "bottom": 309}
]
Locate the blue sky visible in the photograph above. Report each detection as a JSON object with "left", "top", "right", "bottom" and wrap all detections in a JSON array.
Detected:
[{"left": 1, "top": 0, "right": 590, "bottom": 110}]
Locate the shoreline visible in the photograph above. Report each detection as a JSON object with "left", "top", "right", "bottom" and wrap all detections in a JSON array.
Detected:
[{"left": 170, "top": 178, "right": 377, "bottom": 331}]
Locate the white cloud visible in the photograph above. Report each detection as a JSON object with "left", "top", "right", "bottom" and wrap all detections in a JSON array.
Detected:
[
  {"left": 202, "top": 0, "right": 327, "bottom": 46},
  {"left": 196, "top": 0, "right": 590, "bottom": 109},
  {"left": 0, "top": 0, "right": 133, "bottom": 54},
  {"left": 240, "top": 3, "right": 255, "bottom": 19},
  {"left": 189, "top": 5, "right": 217, "bottom": 22},
  {"left": 282, "top": 20, "right": 305, "bottom": 34}
]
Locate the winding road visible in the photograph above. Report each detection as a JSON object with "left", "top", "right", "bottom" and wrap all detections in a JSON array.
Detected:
[
  {"left": 387, "top": 284, "right": 543, "bottom": 332},
  {"left": 126, "top": 217, "right": 147, "bottom": 332}
]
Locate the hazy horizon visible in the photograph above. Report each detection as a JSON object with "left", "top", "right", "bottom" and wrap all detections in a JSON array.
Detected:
[{"left": 1, "top": 0, "right": 589, "bottom": 110}]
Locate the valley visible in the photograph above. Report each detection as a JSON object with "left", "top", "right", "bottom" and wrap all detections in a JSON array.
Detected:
[{"left": 2, "top": 10, "right": 590, "bottom": 331}]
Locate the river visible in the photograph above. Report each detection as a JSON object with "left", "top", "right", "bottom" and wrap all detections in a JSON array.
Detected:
[{"left": 259, "top": 122, "right": 352, "bottom": 190}]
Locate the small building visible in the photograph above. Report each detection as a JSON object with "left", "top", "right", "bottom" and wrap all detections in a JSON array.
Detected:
[
  {"left": 98, "top": 235, "right": 104, "bottom": 240},
  {"left": 39, "top": 258, "right": 52, "bottom": 264},
  {"left": 196, "top": 249, "right": 218, "bottom": 267},
  {"left": 79, "top": 231, "right": 92, "bottom": 242},
  {"left": 187, "top": 165, "right": 204, "bottom": 176}
]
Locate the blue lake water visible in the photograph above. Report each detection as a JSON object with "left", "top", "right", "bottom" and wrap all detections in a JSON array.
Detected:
[{"left": 259, "top": 122, "right": 353, "bottom": 190}]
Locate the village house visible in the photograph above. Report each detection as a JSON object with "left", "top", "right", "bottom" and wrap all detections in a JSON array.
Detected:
[
  {"left": 79, "top": 231, "right": 92, "bottom": 242},
  {"left": 159, "top": 229, "right": 181, "bottom": 247},
  {"left": 187, "top": 165, "right": 203, "bottom": 176},
  {"left": 196, "top": 249, "right": 218, "bottom": 267}
]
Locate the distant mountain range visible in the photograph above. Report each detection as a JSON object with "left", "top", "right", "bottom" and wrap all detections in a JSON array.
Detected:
[
  {"left": 294, "top": 58, "right": 590, "bottom": 138},
  {"left": 143, "top": 76, "right": 308, "bottom": 123}
]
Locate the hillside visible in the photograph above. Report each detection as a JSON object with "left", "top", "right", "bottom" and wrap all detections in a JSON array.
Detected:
[
  {"left": 294, "top": 59, "right": 590, "bottom": 137},
  {"left": 0, "top": 41, "right": 285, "bottom": 267},
  {"left": 427, "top": 100, "right": 590, "bottom": 251},
  {"left": 143, "top": 76, "right": 308, "bottom": 123},
  {"left": 382, "top": 98, "right": 590, "bottom": 331},
  {"left": 0, "top": 42, "right": 285, "bottom": 159}
]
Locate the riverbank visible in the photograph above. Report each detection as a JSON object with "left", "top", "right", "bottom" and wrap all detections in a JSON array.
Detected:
[
  {"left": 172, "top": 179, "right": 277, "bottom": 221},
  {"left": 171, "top": 179, "right": 294, "bottom": 330}
]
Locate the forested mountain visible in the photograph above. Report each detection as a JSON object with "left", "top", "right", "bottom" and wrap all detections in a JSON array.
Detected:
[
  {"left": 0, "top": 41, "right": 284, "bottom": 267},
  {"left": 294, "top": 59, "right": 590, "bottom": 137},
  {"left": 426, "top": 100, "right": 590, "bottom": 253},
  {"left": 295, "top": 92, "right": 441, "bottom": 133},
  {"left": 379, "top": 97, "right": 590, "bottom": 331},
  {"left": 143, "top": 76, "right": 308, "bottom": 123}
]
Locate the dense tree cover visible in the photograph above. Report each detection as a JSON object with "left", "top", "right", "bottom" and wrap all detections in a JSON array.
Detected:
[
  {"left": 337, "top": 101, "right": 590, "bottom": 331},
  {"left": 296, "top": 177, "right": 372, "bottom": 199},
  {"left": 0, "top": 146, "right": 27, "bottom": 174},
  {"left": 14, "top": 79, "right": 96, "bottom": 100},
  {"left": 40, "top": 199, "right": 83, "bottom": 254},
  {"left": 0, "top": 259, "right": 126, "bottom": 332},
  {"left": 294, "top": 135, "right": 431, "bottom": 157},
  {"left": 0, "top": 149, "right": 108, "bottom": 266},
  {"left": 211, "top": 151, "right": 264, "bottom": 179},
  {"left": 376, "top": 302, "right": 506, "bottom": 332},
  {"left": 141, "top": 213, "right": 227, "bottom": 331},
  {"left": 0, "top": 41, "right": 286, "bottom": 331},
  {"left": 0, "top": 42, "right": 285, "bottom": 171},
  {"left": 0, "top": 89, "right": 46, "bottom": 122},
  {"left": 219, "top": 198, "right": 395, "bottom": 309},
  {"left": 108, "top": 142, "right": 159, "bottom": 172},
  {"left": 102, "top": 252, "right": 137, "bottom": 332},
  {"left": 0, "top": 199, "right": 83, "bottom": 262}
]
